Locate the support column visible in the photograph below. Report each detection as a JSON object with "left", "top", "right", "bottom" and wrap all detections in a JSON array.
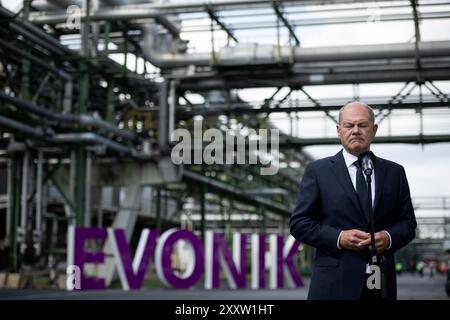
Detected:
[
  {"left": 260, "top": 206, "right": 266, "bottom": 234},
  {"left": 200, "top": 183, "right": 206, "bottom": 242},
  {"left": 226, "top": 200, "right": 232, "bottom": 243},
  {"left": 34, "top": 150, "right": 43, "bottom": 256},
  {"left": 75, "top": 0, "right": 90, "bottom": 227},
  {"left": 106, "top": 78, "right": 115, "bottom": 123},
  {"left": 19, "top": 151, "right": 30, "bottom": 255},
  {"left": 84, "top": 150, "right": 92, "bottom": 227},
  {"left": 155, "top": 187, "right": 162, "bottom": 231},
  {"left": 9, "top": 152, "right": 23, "bottom": 271},
  {"left": 169, "top": 80, "right": 176, "bottom": 139},
  {"left": 158, "top": 80, "right": 169, "bottom": 152},
  {"left": 75, "top": 146, "right": 86, "bottom": 227},
  {"left": 19, "top": 0, "right": 32, "bottom": 101}
]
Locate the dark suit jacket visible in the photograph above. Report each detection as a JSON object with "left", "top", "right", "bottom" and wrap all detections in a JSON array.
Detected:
[{"left": 289, "top": 149, "right": 417, "bottom": 300}]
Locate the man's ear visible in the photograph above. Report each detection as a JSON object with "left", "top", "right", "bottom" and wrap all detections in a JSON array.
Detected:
[
  {"left": 373, "top": 124, "right": 378, "bottom": 135},
  {"left": 336, "top": 124, "right": 341, "bottom": 138}
]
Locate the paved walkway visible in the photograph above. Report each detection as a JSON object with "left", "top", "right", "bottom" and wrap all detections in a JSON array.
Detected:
[{"left": 0, "top": 274, "right": 448, "bottom": 300}]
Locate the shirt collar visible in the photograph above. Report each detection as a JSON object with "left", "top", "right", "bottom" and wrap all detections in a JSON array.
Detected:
[{"left": 342, "top": 148, "right": 358, "bottom": 168}]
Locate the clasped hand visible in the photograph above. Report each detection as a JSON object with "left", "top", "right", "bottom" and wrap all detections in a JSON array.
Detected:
[{"left": 339, "top": 229, "right": 389, "bottom": 254}]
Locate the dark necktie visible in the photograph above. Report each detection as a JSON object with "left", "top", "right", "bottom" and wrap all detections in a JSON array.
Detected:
[{"left": 354, "top": 160, "right": 369, "bottom": 216}]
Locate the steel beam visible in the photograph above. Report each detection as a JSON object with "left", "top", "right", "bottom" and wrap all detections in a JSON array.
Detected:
[
  {"left": 278, "top": 134, "right": 450, "bottom": 147},
  {"left": 178, "top": 68, "right": 450, "bottom": 90},
  {"left": 206, "top": 5, "right": 238, "bottom": 43},
  {"left": 183, "top": 170, "right": 291, "bottom": 216},
  {"left": 177, "top": 100, "right": 450, "bottom": 119},
  {"left": 272, "top": 0, "right": 300, "bottom": 46}
]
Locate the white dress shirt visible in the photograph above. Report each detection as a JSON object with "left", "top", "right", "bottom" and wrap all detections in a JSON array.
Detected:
[
  {"left": 337, "top": 148, "right": 391, "bottom": 250},
  {"left": 342, "top": 148, "right": 376, "bottom": 207}
]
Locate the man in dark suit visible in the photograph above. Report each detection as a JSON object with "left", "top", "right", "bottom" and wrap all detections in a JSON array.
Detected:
[{"left": 289, "top": 101, "right": 417, "bottom": 300}]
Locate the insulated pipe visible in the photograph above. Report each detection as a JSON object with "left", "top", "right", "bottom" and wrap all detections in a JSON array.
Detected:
[
  {"left": 49, "top": 0, "right": 82, "bottom": 8},
  {"left": 0, "top": 92, "right": 136, "bottom": 141},
  {"left": 30, "top": 0, "right": 60, "bottom": 11},
  {"left": 29, "top": 6, "right": 181, "bottom": 37},
  {"left": 32, "top": 0, "right": 379, "bottom": 15},
  {"left": 0, "top": 115, "right": 46, "bottom": 138},
  {"left": 24, "top": 0, "right": 82, "bottom": 12},
  {"left": 142, "top": 22, "right": 450, "bottom": 68},
  {"left": 291, "top": 41, "right": 450, "bottom": 63},
  {"left": 0, "top": 115, "right": 151, "bottom": 159},
  {"left": 51, "top": 132, "right": 133, "bottom": 154},
  {"left": 142, "top": 23, "right": 210, "bottom": 68},
  {"left": 63, "top": 80, "right": 73, "bottom": 113},
  {"left": 35, "top": 0, "right": 132, "bottom": 10},
  {"left": 28, "top": 3, "right": 450, "bottom": 69},
  {"left": 178, "top": 68, "right": 450, "bottom": 90}
]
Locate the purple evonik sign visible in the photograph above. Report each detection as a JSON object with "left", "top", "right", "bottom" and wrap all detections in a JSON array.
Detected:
[{"left": 67, "top": 226, "right": 304, "bottom": 290}]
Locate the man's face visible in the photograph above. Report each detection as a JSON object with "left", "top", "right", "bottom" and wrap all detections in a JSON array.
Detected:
[{"left": 337, "top": 104, "right": 378, "bottom": 156}]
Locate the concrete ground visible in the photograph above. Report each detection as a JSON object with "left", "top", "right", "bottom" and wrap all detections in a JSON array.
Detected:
[{"left": 0, "top": 273, "right": 448, "bottom": 300}]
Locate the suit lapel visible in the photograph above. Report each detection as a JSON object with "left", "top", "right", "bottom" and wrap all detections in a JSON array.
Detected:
[
  {"left": 330, "top": 150, "right": 367, "bottom": 222},
  {"left": 373, "top": 158, "right": 387, "bottom": 214}
]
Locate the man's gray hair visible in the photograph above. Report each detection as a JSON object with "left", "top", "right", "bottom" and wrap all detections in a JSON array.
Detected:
[{"left": 338, "top": 101, "right": 375, "bottom": 124}]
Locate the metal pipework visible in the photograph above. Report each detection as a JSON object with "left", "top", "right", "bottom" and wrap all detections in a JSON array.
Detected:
[
  {"left": 28, "top": 3, "right": 450, "bottom": 69},
  {"left": 142, "top": 23, "right": 210, "bottom": 69},
  {"left": 0, "top": 114, "right": 152, "bottom": 159},
  {"left": 0, "top": 38, "right": 72, "bottom": 81},
  {"left": 291, "top": 41, "right": 450, "bottom": 63},
  {"left": 142, "top": 19, "right": 450, "bottom": 68},
  {"left": 29, "top": 6, "right": 181, "bottom": 38},
  {"left": 51, "top": 133, "right": 132, "bottom": 154},
  {"left": 0, "top": 115, "right": 47, "bottom": 138},
  {"left": 51, "top": 133, "right": 153, "bottom": 160},
  {"left": 31, "top": 0, "right": 381, "bottom": 16},
  {"left": 0, "top": 6, "right": 72, "bottom": 56},
  {"left": 178, "top": 68, "right": 450, "bottom": 90},
  {"left": 183, "top": 170, "right": 291, "bottom": 216},
  {"left": 0, "top": 92, "right": 137, "bottom": 141},
  {"left": 0, "top": 37, "right": 73, "bottom": 112}
]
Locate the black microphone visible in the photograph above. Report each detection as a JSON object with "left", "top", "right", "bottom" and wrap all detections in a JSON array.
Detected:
[{"left": 358, "top": 151, "right": 376, "bottom": 176}]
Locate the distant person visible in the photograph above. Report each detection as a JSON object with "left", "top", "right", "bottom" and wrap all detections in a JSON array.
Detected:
[
  {"left": 417, "top": 261, "right": 424, "bottom": 277},
  {"left": 429, "top": 261, "right": 436, "bottom": 278},
  {"left": 290, "top": 101, "right": 417, "bottom": 300},
  {"left": 395, "top": 262, "right": 403, "bottom": 275}
]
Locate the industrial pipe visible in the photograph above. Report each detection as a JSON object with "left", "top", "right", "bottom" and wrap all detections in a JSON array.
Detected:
[
  {"left": 51, "top": 132, "right": 133, "bottom": 155},
  {"left": 0, "top": 92, "right": 136, "bottom": 141},
  {"left": 0, "top": 6, "right": 73, "bottom": 56},
  {"left": 0, "top": 115, "right": 46, "bottom": 138},
  {"left": 29, "top": 6, "right": 181, "bottom": 37}
]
